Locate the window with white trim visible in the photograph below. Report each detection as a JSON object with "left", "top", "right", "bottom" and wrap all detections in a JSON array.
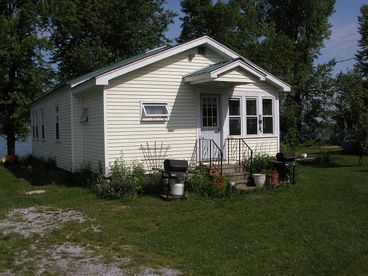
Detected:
[
  {"left": 32, "top": 112, "right": 35, "bottom": 139},
  {"left": 245, "top": 98, "right": 258, "bottom": 135},
  {"left": 35, "top": 112, "right": 39, "bottom": 139},
  {"left": 41, "top": 109, "right": 45, "bottom": 139},
  {"left": 229, "top": 98, "right": 241, "bottom": 135},
  {"left": 80, "top": 108, "right": 89, "bottom": 123},
  {"left": 141, "top": 103, "right": 169, "bottom": 121},
  {"left": 262, "top": 98, "right": 274, "bottom": 134},
  {"left": 201, "top": 96, "right": 218, "bottom": 127},
  {"left": 55, "top": 105, "right": 60, "bottom": 140}
]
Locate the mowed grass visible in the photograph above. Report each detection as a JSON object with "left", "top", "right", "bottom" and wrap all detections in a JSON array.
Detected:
[{"left": 0, "top": 154, "right": 368, "bottom": 275}]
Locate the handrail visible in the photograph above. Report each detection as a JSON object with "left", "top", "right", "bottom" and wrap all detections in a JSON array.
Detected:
[
  {"left": 198, "top": 138, "right": 223, "bottom": 175},
  {"left": 226, "top": 138, "right": 253, "bottom": 176}
]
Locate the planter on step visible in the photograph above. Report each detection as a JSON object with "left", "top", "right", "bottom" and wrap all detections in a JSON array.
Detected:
[{"left": 253, "top": 173, "right": 266, "bottom": 187}]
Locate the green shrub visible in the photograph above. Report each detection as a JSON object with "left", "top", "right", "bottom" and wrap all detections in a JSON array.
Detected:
[
  {"left": 94, "top": 157, "right": 142, "bottom": 200},
  {"left": 247, "top": 153, "right": 273, "bottom": 174},
  {"left": 140, "top": 172, "right": 162, "bottom": 195},
  {"left": 186, "top": 170, "right": 233, "bottom": 198}
]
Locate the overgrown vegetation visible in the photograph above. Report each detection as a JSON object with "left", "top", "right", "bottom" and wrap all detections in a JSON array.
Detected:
[{"left": 186, "top": 170, "right": 234, "bottom": 198}]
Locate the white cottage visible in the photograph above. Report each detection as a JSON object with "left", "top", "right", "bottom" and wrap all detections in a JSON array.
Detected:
[{"left": 30, "top": 36, "right": 291, "bottom": 174}]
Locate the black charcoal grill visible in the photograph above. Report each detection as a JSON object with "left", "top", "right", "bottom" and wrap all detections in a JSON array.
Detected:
[
  {"left": 270, "top": 152, "right": 297, "bottom": 184},
  {"left": 161, "top": 159, "right": 188, "bottom": 200}
]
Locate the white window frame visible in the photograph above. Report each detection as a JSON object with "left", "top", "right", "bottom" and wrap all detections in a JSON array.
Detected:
[
  {"left": 80, "top": 107, "right": 89, "bottom": 123},
  {"left": 141, "top": 102, "right": 170, "bottom": 121},
  {"left": 201, "top": 95, "right": 219, "bottom": 129},
  {"left": 261, "top": 97, "right": 275, "bottom": 135},
  {"left": 41, "top": 108, "right": 45, "bottom": 139},
  {"left": 55, "top": 105, "right": 60, "bottom": 141},
  {"left": 245, "top": 97, "right": 258, "bottom": 136},
  {"left": 228, "top": 97, "right": 242, "bottom": 136}
]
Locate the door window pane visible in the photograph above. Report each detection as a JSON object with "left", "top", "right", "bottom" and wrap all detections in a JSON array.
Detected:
[
  {"left": 262, "top": 99, "right": 273, "bottom": 115},
  {"left": 202, "top": 96, "right": 218, "bottom": 127},
  {"left": 247, "top": 118, "right": 258, "bottom": 134},
  {"left": 263, "top": 117, "right": 273, "bottom": 134},
  {"left": 246, "top": 99, "right": 257, "bottom": 115},
  {"left": 229, "top": 118, "right": 241, "bottom": 135}
]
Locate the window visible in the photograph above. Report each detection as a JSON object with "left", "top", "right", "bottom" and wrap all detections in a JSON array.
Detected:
[
  {"left": 41, "top": 109, "right": 45, "bottom": 139},
  {"left": 141, "top": 103, "right": 169, "bottom": 120},
  {"left": 201, "top": 96, "right": 218, "bottom": 127},
  {"left": 32, "top": 112, "right": 35, "bottom": 139},
  {"left": 229, "top": 98, "right": 241, "bottom": 135},
  {"left": 35, "top": 112, "right": 39, "bottom": 139},
  {"left": 262, "top": 99, "right": 274, "bottom": 134},
  {"left": 80, "top": 108, "right": 88, "bottom": 123},
  {"left": 55, "top": 105, "right": 60, "bottom": 140},
  {"left": 246, "top": 98, "right": 258, "bottom": 135}
]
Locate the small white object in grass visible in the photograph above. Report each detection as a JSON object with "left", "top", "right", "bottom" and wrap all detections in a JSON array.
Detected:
[
  {"left": 24, "top": 190, "right": 46, "bottom": 195},
  {"left": 230, "top": 181, "right": 236, "bottom": 188},
  {"left": 301, "top": 153, "right": 308, "bottom": 158}
]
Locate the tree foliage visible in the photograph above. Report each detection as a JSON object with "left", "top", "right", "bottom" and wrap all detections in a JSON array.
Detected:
[
  {"left": 356, "top": 4, "right": 368, "bottom": 81},
  {"left": 0, "top": 0, "right": 52, "bottom": 155},
  {"left": 49, "top": 0, "right": 175, "bottom": 83}
]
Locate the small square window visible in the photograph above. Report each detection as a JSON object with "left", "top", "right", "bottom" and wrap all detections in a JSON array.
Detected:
[
  {"left": 80, "top": 108, "right": 88, "bottom": 123},
  {"left": 141, "top": 103, "right": 169, "bottom": 121}
]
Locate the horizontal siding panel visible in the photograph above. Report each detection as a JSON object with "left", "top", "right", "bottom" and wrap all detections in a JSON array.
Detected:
[{"left": 106, "top": 48, "right": 224, "bottom": 168}]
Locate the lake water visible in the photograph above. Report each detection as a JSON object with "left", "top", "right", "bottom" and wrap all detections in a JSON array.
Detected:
[{"left": 0, "top": 136, "right": 32, "bottom": 157}]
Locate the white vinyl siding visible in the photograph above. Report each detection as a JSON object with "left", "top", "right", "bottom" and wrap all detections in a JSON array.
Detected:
[
  {"left": 215, "top": 68, "right": 256, "bottom": 83},
  {"left": 73, "top": 87, "right": 105, "bottom": 170},
  {"left": 105, "top": 48, "right": 225, "bottom": 169},
  {"left": 31, "top": 87, "right": 73, "bottom": 171}
]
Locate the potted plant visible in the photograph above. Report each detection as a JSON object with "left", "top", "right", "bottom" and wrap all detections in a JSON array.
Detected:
[{"left": 247, "top": 153, "right": 273, "bottom": 188}]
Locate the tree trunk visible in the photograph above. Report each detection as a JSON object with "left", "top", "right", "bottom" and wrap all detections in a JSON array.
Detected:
[{"left": 6, "top": 132, "right": 16, "bottom": 156}]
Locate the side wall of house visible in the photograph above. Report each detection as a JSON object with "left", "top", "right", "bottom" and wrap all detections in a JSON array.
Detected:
[
  {"left": 105, "top": 48, "right": 226, "bottom": 169},
  {"left": 73, "top": 87, "right": 105, "bottom": 171},
  {"left": 31, "top": 87, "right": 73, "bottom": 171}
]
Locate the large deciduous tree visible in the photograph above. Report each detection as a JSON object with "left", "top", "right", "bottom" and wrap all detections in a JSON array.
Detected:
[
  {"left": 0, "top": 0, "right": 51, "bottom": 155},
  {"left": 356, "top": 4, "right": 368, "bottom": 81},
  {"left": 49, "top": 0, "right": 175, "bottom": 83}
]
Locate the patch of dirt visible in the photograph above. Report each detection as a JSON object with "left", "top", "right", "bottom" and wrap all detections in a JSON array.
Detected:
[
  {"left": 0, "top": 206, "right": 99, "bottom": 238},
  {"left": 109, "top": 205, "right": 130, "bottom": 212},
  {"left": 0, "top": 207, "right": 181, "bottom": 276}
]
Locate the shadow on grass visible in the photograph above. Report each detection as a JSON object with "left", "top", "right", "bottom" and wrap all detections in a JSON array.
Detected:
[{"left": 4, "top": 164, "right": 78, "bottom": 187}]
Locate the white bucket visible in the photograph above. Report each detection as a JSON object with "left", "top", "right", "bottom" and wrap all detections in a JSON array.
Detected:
[
  {"left": 253, "top": 174, "right": 266, "bottom": 187},
  {"left": 170, "top": 183, "right": 185, "bottom": 196}
]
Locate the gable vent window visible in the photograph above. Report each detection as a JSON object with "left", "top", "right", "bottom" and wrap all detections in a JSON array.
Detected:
[
  {"left": 80, "top": 108, "right": 89, "bottom": 123},
  {"left": 141, "top": 103, "right": 169, "bottom": 121},
  {"left": 197, "top": 46, "right": 206, "bottom": 55}
]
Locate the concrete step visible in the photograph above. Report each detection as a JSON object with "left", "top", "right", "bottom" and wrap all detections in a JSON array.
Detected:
[{"left": 235, "top": 183, "right": 257, "bottom": 191}]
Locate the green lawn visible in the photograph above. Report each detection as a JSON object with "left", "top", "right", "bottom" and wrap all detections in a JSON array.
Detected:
[{"left": 0, "top": 154, "right": 368, "bottom": 275}]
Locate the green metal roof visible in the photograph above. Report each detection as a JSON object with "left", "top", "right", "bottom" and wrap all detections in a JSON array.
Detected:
[{"left": 185, "top": 58, "right": 239, "bottom": 77}]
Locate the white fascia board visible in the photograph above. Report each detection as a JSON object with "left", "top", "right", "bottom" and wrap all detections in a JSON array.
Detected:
[
  {"left": 95, "top": 36, "right": 239, "bottom": 85},
  {"left": 72, "top": 79, "right": 99, "bottom": 95},
  {"left": 183, "top": 72, "right": 213, "bottom": 83},
  {"left": 211, "top": 60, "right": 267, "bottom": 81},
  {"left": 240, "top": 57, "right": 291, "bottom": 92}
]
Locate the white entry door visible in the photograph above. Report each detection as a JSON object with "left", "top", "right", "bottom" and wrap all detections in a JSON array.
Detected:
[{"left": 200, "top": 95, "right": 221, "bottom": 160}]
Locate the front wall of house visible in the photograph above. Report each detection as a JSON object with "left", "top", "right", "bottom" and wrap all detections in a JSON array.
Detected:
[
  {"left": 105, "top": 48, "right": 225, "bottom": 169},
  {"left": 31, "top": 87, "right": 72, "bottom": 171},
  {"left": 231, "top": 82, "right": 280, "bottom": 156}
]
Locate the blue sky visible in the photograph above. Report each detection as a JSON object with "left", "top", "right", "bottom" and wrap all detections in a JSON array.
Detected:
[{"left": 164, "top": 0, "right": 366, "bottom": 74}]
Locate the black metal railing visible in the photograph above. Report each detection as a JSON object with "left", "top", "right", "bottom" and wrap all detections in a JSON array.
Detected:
[
  {"left": 197, "top": 138, "right": 223, "bottom": 175},
  {"left": 226, "top": 138, "right": 253, "bottom": 176}
]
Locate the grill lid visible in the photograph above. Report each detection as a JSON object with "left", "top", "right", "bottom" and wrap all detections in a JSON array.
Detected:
[
  {"left": 276, "top": 152, "right": 295, "bottom": 162},
  {"left": 164, "top": 159, "right": 188, "bottom": 172}
]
